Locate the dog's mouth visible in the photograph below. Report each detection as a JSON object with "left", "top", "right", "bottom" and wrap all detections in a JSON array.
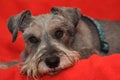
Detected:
[{"left": 48, "top": 68, "right": 62, "bottom": 75}]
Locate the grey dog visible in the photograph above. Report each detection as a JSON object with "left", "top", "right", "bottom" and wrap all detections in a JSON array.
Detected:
[{"left": 0, "top": 7, "right": 120, "bottom": 77}]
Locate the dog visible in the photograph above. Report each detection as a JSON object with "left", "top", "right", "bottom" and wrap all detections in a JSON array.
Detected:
[{"left": 0, "top": 7, "right": 120, "bottom": 77}]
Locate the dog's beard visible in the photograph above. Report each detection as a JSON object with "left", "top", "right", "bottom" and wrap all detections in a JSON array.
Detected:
[
  {"left": 21, "top": 42, "right": 80, "bottom": 78},
  {"left": 21, "top": 50, "right": 80, "bottom": 78},
  {"left": 38, "top": 51, "right": 80, "bottom": 75}
]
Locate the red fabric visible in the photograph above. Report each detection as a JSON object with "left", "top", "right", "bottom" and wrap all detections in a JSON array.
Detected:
[
  {"left": 0, "top": 54, "right": 120, "bottom": 80},
  {"left": 0, "top": 0, "right": 120, "bottom": 80}
]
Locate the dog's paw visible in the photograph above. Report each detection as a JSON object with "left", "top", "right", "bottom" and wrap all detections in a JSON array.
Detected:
[
  {"left": 0, "top": 60, "right": 19, "bottom": 69},
  {"left": 80, "top": 48, "right": 99, "bottom": 59}
]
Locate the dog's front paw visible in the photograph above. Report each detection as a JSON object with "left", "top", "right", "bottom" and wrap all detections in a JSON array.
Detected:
[
  {"left": 80, "top": 48, "right": 99, "bottom": 59},
  {"left": 0, "top": 60, "right": 19, "bottom": 69}
]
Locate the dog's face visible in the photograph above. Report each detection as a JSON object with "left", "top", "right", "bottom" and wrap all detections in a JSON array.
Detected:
[{"left": 7, "top": 7, "right": 81, "bottom": 77}]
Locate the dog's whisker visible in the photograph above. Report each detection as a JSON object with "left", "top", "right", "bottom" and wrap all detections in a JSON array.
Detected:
[{"left": 64, "top": 53, "right": 74, "bottom": 64}]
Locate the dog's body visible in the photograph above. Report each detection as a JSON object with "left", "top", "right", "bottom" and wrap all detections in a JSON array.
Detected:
[
  {"left": 74, "top": 18, "right": 120, "bottom": 54},
  {"left": 97, "top": 20, "right": 120, "bottom": 53},
  {"left": 0, "top": 7, "right": 120, "bottom": 77}
]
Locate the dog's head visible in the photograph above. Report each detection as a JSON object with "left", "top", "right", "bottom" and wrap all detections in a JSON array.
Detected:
[{"left": 7, "top": 7, "right": 81, "bottom": 77}]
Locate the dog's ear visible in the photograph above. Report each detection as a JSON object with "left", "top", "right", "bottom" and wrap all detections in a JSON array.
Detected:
[
  {"left": 7, "top": 10, "right": 32, "bottom": 42},
  {"left": 51, "top": 7, "right": 81, "bottom": 26}
]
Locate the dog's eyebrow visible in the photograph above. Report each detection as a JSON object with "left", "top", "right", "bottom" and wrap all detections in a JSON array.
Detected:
[
  {"left": 51, "top": 15, "right": 64, "bottom": 20},
  {"left": 23, "top": 33, "right": 38, "bottom": 41}
]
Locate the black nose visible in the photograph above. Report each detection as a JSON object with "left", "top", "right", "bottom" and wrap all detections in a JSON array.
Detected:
[{"left": 45, "top": 56, "right": 60, "bottom": 68}]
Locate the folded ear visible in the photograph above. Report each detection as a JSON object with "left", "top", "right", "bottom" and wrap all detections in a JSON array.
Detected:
[
  {"left": 51, "top": 7, "right": 81, "bottom": 26},
  {"left": 7, "top": 10, "right": 32, "bottom": 42}
]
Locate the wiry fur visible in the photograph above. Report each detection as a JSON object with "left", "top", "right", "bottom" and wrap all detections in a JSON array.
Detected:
[{"left": 0, "top": 7, "right": 120, "bottom": 78}]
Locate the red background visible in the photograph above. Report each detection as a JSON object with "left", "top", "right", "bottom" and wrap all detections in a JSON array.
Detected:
[{"left": 0, "top": 0, "right": 120, "bottom": 80}]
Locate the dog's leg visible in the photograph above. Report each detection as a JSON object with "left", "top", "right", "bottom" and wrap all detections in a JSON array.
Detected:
[
  {"left": 0, "top": 60, "right": 19, "bottom": 69},
  {"left": 80, "top": 48, "right": 99, "bottom": 59}
]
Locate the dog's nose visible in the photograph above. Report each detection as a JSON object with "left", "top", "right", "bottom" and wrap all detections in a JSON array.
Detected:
[{"left": 45, "top": 56, "right": 60, "bottom": 68}]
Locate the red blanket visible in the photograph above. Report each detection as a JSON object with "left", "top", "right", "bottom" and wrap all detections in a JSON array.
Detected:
[
  {"left": 0, "top": 54, "right": 120, "bottom": 80},
  {"left": 0, "top": 0, "right": 120, "bottom": 80}
]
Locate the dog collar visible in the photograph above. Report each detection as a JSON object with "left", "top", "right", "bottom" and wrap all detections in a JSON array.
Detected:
[{"left": 81, "top": 15, "right": 109, "bottom": 54}]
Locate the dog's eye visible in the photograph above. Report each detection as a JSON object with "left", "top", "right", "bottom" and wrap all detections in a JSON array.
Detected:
[
  {"left": 29, "top": 36, "right": 39, "bottom": 43},
  {"left": 55, "top": 30, "right": 64, "bottom": 39}
]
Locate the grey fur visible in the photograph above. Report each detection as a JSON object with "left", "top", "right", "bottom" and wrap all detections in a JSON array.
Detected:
[
  {"left": 1, "top": 7, "right": 120, "bottom": 77},
  {"left": 7, "top": 10, "right": 32, "bottom": 42}
]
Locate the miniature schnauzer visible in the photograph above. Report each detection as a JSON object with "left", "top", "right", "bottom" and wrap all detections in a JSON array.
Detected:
[{"left": 0, "top": 7, "right": 120, "bottom": 77}]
